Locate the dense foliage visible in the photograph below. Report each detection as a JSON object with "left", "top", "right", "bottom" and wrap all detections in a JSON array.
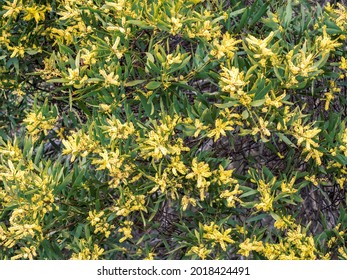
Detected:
[{"left": 1, "top": 0, "right": 347, "bottom": 260}]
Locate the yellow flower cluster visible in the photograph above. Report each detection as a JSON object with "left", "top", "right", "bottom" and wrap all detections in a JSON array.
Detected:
[
  {"left": 323, "top": 80, "right": 341, "bottom": 111},
  {"left": 280, "top": 176, "right": 297, "bottom": 194},
  {"left": 238, "top": 224, "right": 317, "bottom": 260},
  {"left": 325, "top": 3, "right": 347, "bottom": 31},
  {"left": 118, "top": 221, "right": 134, "bottom": 243},
  {"left": 186, "top": 158, "right": 212, "bottom": 201},
  {"left": 112, "top": 189, "right": 147, "bottom": 217},
  {"left": 186, "top": 243, "right": 211, "bottom": 260},
  {"left": 245, "top": 31, "right": 279, "bottom": 67},
  {"left": 255, "top": 179, "right": 275, "bottom": 212},
  {"left": 62, "top": 130, "right": 100, "bottom": 162},
  {"left": 87, "top": 210, "right": 115, "bottom": 238},
  {"left": 202, "top": 222, "right": 234, "bottom": 251},
  {"left": 23, "top": 111, "right": 58, "bottom": 139},
  {"left": 138, "top": 115, "right": 189, "bottom": 161},
  {"left": 219, "top": 66, "right": 248, "bottom": 97},
  {"left": 103, "top": 117, "right": 135, "bottom": 141},
  {"left": 274, "top": 215, "right": 295, "bottom": 230},
  {"left": 210, "top": 33, "right": 241, "bottom": 60},
  {"left": 238, "top": 237, "right": 264, "bottom": 257},
  {"left": 263, "top": 226, "right": 316, "bottom": 260},
  {"left": 70, "top": 239, "right": 104, "bottom": 260},
  {"left": 292, "top": 120, "right": 322, "bottom": 165}
]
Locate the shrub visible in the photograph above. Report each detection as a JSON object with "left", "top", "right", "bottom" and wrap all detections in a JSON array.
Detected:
[{"left": 0, "top": 0, "right": 347, "bottom": 260}]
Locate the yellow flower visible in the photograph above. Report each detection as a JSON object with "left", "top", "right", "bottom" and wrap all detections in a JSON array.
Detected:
[
  {"left": 87, "top": 210, "right": 114, "bottom": 238},
  {"left": 255, "top": 179, "right": 275, "bottom": 212},
  {"left": 187, "top": 20, "right": 218, "bottom": 41},
  {"left": 169, "top": 17, "right": 183, "bottom": 35},
  {"left": 213, "top": 165, "right": 238, "bottom": 186},
  {"left": 338, "top": 247, "right": 347, "bottom": 259},
  {"left": 23, "top": 4, "right": 48, "bottom": 23},
  {"left": 144, "top": 252, "right": 156, "bottom": 260},
  {"left": 111, "top": 37, "right": 125, "bottom": 59},
  {"left": 274, "top": 215, "right": 294, "bottom": 230},
  {"left": 113, "top": 189, "right": 147, "bottom": 217},
  {"left": 292, "top": 120, "right": 320, "bottom": 151},
  {"left": 9, "top": 45, "right": 25, "bottom": 58},
  {"left": 99, "top": 104, "right": 112, "bottom": 113},
  {"left": 193, "top": 119, "right": 208, "bottom": 138},
  {"left": 11, "top": 246, "right": 37, "bottom": 260},
  {"left": 99, "top": 69, "right": 120, "bottom": 87},
  {"left": 305, "top": 174, "right": 319, "bottom": 186},
  {"left": 118, "top": 221, "right": 134, "bottom": 243},
  {"left": 81, "top": 48, "right": 97, "bottom": 65},
  {"left": 8, "top": 223, "right": 42, "bottom": 243},
  {"left": 186, "top": 244, "right": 211, "bottom": 260},
  {"left": 3, "top": 0, "right": 22, "bottom": 18},
  {"left": 210, "top": 33, "right": 241, "bottom": 59},
  {"left": 138, "top": 117, "right": 189, "bottom": 160},
  {"left": 0, "top": 140, "right": 23, "bottom": 162},
  {"left": 331, "top": 4, "right": 347, "bottom": 29},
  {"left": 23, "top": 111, "right": 57, "bottom": 138},
  {"left": 263, "top": 91, "right": 286, "bottom": 111},
  {"left": 181, "top": 195, "right": 197, "bottom": 211},
  {"left": 303, "top": 147, "right": 323, "bottom": 166},
  {"left": 251, "top": 117, "right": 271, "bottom": 139},
  {"left": 62, "top": 130, "right": 99, "bottom": 162},
  {"left": 207, "top": 118, "right": 234, "bottom": 142},
  {"left": 148, "top": 171, "right": 169, "bottom": 194},
  {"left": 168, "top": 156, "right": 187, "bottom": 176},
  {"left": 324, "top": 91, "right": 334, "bottom": 111},
  {"left": 316, "top": 25, "right": 342, "bottom": 54},
  {"left": 219, "top": 66, "right": 248, "bottom": 96},
  {"left": 70, "top": 239, "right": 104, "bottom": 260},
  {"left": 57, "top": 4, "right": 81, "bottom": 20},
  {"left": 327, "top": 237, "right": 337, "bottom": 248},
  {"left": 286, "top": 49, "right": 317, "bottom": 78},
  {"left": 238, "top": 237, "right": 264, "bottom": 257},
  {"left": 220, "top": 185, "right": 243, "bottom": 208},
  {"left": 281, "top": 176, "right": 297, "bottom": 194},
  {"left": 65, "top": 67, "right": 88, "bottom": 88},
  {"left": 186, "top": 158, "right": 212, "bottom": 200},
  {"left": 104, "top": 0, "right": 125, "bottom": 12},
  {"left": 340, "top": 57, "right": 347, "bottom": 71},
  {"left": 103, "top": 117, "right": 135, "bottom": 140},
  {"left": 91, "top": 149, "right": 123, "bottom": 171},
  {"left": 246, "top": 31, "right": 277, "bottom": 66},
  {"left": 323, "top": 80, "right": 340, "bottom": 111},
  {"left": 202, "top": 222, "right": 235, "bottom": 251},
  {"left": 166, "top": 53, "right": 182, "bottom": 65}
]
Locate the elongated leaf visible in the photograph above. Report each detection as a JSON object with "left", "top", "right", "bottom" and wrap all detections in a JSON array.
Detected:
[{"left": 145, "top": 81, "right": 161, "bottom": 90}]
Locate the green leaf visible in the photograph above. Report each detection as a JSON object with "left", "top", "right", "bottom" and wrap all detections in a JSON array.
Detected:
[
  {"left": 240, "top": 188, "right": 258, "bottom": 198},
  {"left": 246, "top": 213, "right": 268, "bottom": 223},
  {"left": 249, "top": 3, "right": 269, "bottom": 27},
  {"left": 276, "top": 133, "right": 297, "bottom": 148},
  {"left": 283, "top": 0, "right": 293, "bottom": 28},
  {"left": 125, "top": 80, "right": 146, "bottom": 87},
  {"left": 229, "top": 7, "right": 246, "bottom": 18},
  {"left": 241, "top": 109, "right": 249, "bottom": 119},
  {"left": 58, "top": 44, "right": 75, "bottom": 55},
  {"left": 250, "top": 99, "right": 265, "bottom": 107},
  {"left": 214, "top": 100, "right": 238, "bottom": 108},
  {"left": 6, "top": 57, "right": 19, "bottom": 74},
  {"left": 128, "top": 20, "right": 154, "bottom": 29},
  {"left": 253, "top": 83, "right": 272, "bottom": 101},
  {"left": 47, "top": 78, "right": 70, "bottom": 83},
  {"left": 145, "top": 81, "right": 161, "bottom": 90}
]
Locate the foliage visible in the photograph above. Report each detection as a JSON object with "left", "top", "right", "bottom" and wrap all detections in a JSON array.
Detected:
[{"left": 1, "top": 0, "right": 347, "bottom": 260}]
